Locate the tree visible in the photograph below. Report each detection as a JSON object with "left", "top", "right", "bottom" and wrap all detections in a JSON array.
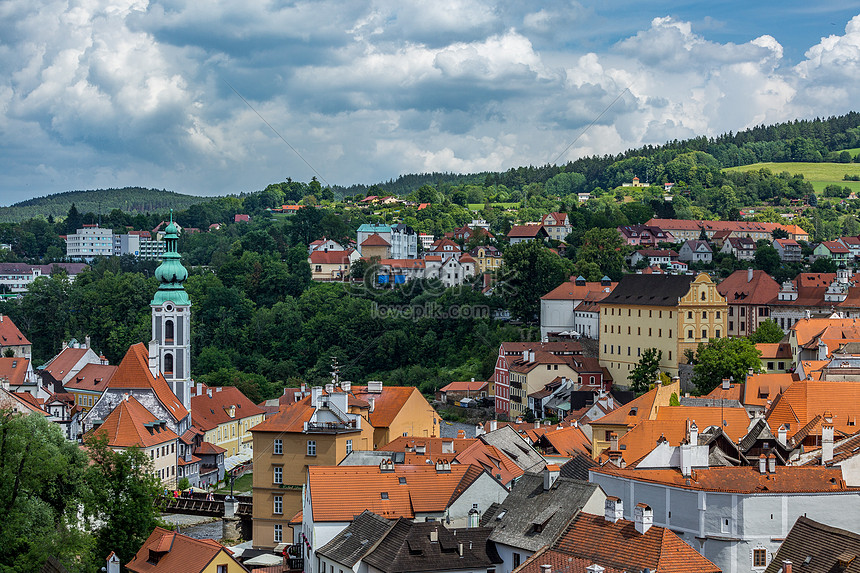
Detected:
[
  {"left": 692, "top": 337, "right": 762, "bottom": 394},
  {"left": 810, "top": 257, "right": 837, "bottom": 273},
  {"left": 0, "top": 410, "right": 93, "bottom": 572},
  {"left": 575, "top": 228, "right": 628, "bottom": 280},
  {"left": 754, "top": 245, "right": 781, "bottom": 275},
  {"left": 748, "top": 319, "right": 785, "bottom": 344},
  {"left": 501, "top": 241, "right": 572, "bottom": 321},
  {"left": 84, "top": 435, "right": 165, "bottom": 566},
  {"left": 628, "top": 348, "right": 662, "bottom": 394}
]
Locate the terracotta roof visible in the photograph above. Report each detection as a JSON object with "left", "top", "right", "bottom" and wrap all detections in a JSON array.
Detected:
[
  {"left": 361, "top": 233, "right": 391, "bottom": 247},
  {"left": 455, "top": 441, "right": 524, "bottom": 485},
  {"left": 42, "top": 348, "right": 89, "bottom": 379},
  {"left": 11, "top": 391, "right": 48, "bottom": 415},
  {"left": 0, "top": 315, "right": 30, "bottom": 347},
  {"left": 717, "top": 269, "right": 781, "bottom": 305},
  {"left": 459, "top": 254, "right": 476, "bottom": 263},
  {"left": 84, "top": 395, "right": 178, "bottom": 448},
  {"left": 705, "top": 382, "right": 744, "bottom": 402},
  {"left": 439, "top": 380, "right": 487, "bottom": 393},
  {"left": 378, "top": 258, "right": 425, "bottom": 269},
  {"left": 380, "top": 436, "right": 478, "bottom": 462},
  {"left": 756, "top": 342, "right": 792, "bottom": 359},
  {"left": 766, "top": 379, "right": 860, "bottom": 438},
  {"left": 507, "top": 225, "right": 545, "bottom": 238},
  {"left": 541, "top": 279, "right": 617, "bottom": 301},
  {"left": 539, "top": 425, "right": 592, "bottom": 457},
  {"left": 654, "top": 406, "right": 750, "bottom": 439},
  {"left": 515, "top": 550, "right": 627, "bottom": 573},
  {"left": 542, "top": 512, "right": 721, "bottom": 573},
  {"left": 821, "top": 240, "right": 850, "bottom": 253},
  {"left": 126, "top": 526, "right": 242, "bottom": 573},
  {"left": 195, "top": 441, "right": 226, "bottom": 455},
  {"left": 64, "top": 363, "right": 117, "bottom": 393},
  {"left": 250, "top": 395, "right": 314, "bottom": 433},
  {"left": 308, "top": 250, "right": 354, "bottom": 265},
  {"left": 590, "top": 465, "right": 855, "bottom": 494},
  {"left": 108, "top": 343, "right": 188, "bottom": 421},
  {"left": 190, "top": 385, "right": 265, "bottom": 432},
  {"left": 352, "top": 385, "right": 421, "bottom": 428},
  {"left": 0, "top": 357, "right": 29, "bottom": 387},
  {"left": 307, "top": 464, "right": 484, "bottom": 522},
  {"left": 646, "top": 218, "right": 800, "bottom": 236},
  {"left": 790, "top": 317, "right": 860, "bottom": 347},
  {"left": 591, "top": 384, "right": 666, "bottom": 427}
]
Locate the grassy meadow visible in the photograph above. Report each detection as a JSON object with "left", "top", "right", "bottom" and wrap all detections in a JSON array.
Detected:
[{"left": 723, "top": 162, "right": 860, "bottom": 193}]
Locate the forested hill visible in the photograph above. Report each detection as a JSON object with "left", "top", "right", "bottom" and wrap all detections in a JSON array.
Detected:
[{"left": 0, "top": 187, "right": 219, "bottom": 223}]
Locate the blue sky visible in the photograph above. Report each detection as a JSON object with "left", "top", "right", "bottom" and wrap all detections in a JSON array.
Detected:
[{"left": 3, "top": 0, "right": 860, "bottom": 206}]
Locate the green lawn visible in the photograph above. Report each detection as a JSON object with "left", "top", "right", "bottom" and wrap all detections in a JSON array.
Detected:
[
  {"left": 467, "top": 202, "right": 520, "bottom": 210},
  {"left": 723, "top": 162, "right": 860, "bottom": 193},
  {"left": 215, "top": 472, "right": 252, "bottom": 494}
]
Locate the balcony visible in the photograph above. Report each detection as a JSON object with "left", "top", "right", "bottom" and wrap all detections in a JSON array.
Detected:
[{"left": 304, "top": 419, "right": 361, "bottom": 433}]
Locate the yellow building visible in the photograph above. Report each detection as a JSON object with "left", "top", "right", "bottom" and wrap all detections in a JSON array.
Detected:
[
  {"left": 469, "top": 246, "right": 503, "bottom": 274},
  {"left": 190, "top": 384, "right": 266, "bottom": 458},
  {"left": 588, "top": 381, "right": 679, "bottom": 459},
  {"left": 599, "top": 273, "right": 727, "bottom": 383},
  {"left": 250, "top": 382, "right": 439, "bottom": 549}
]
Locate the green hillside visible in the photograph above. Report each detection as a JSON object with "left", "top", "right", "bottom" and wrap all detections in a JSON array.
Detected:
[
  {"left": 0, "top": 187, "right": 220, "bottom": 223},
  {"left": 723, "top": 162, "right": 860, "bottom": 193}
]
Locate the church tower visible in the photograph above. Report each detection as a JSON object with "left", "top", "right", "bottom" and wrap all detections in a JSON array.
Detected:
[{"left": 151, "top": 212, "right": 192, "bottom": 412}]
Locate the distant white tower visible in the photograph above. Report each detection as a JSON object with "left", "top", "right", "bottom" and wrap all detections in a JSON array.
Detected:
[{"left": 150, "top": 212, "right": 192, "bottom": 412}]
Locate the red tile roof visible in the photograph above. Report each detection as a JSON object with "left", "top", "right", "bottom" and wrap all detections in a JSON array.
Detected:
[
  {"left": 507, "top": 225, "right": 545, "bottom": 238},
  {"left": 591, "top": 465, "right": 855, "bottom": 493},
  {"left": 126, "top": 526, "right": 240, "bottom": 573},
  {"left": 42, "top": 347, "right": 90, "bottom": 379},
  {"left": 190, "top": 385, "right": 265, "bottom": 432},
  {"left": 351, "top": 385, "right": 421, "bottom": 429},
  {"left": 646, "top": 218, "right": 801, "bottom": 236},
  {"left": 64, "top": 363, "right": 117, "bottom": 392},
  {"left": 541, "top": 279, "right": 617, "bottom": 301},
  {"left": 195, "top": 441, "right": 227, "bottom": 455},
  {"left": 705, "top": 381, "right": 744, "bottom": 402},
  {"left": 0, "top": 315, "right": 30, "bottom": 347},
  {"left": 361, "top": 233, "right": 391, "bottom": 247},
  {"left": 309, "top": 249, "right": 354, "bottom": 265},
  {"left": 0, "top": 357, "right": 29, "bottom": 387},
  {"left": 439, "top": 380, "right": 487, "bottom": 393},
  {"left": 84, "top": 395, "right": 178, "bottom": 448},
  {"left": 454, "top": 441, "right": 524, "bottom": 485},
  {"left": 108, "top": 343, "right": 188, "bottom": 421},
  {"left": 766, "top": 379, "right": 860, "bottom": 438},
  {"left": 717, "top": 269, "right": 781, "bottom": 305},
  {"left": 381, "top": 436, "right": 477, "bottom": 462},
  {"left": 540, "top": 425, "right": 592, "bottom": 457},
  {"left": 537, "top": 512, "right": 720, "bottom": 573}
]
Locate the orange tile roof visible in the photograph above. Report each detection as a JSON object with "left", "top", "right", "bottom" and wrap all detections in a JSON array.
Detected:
[
  {"left": 540, "top": 425, "right": 592, "bottom": 457},
  {"left": 361, "top": 233, "right": 391, "bottom": 247},
  {"left": 790, "top": 317, "right": 860, "bottom": 347},
  {"left": 547, "top": 512, "right": 720, "bottom": 573},
  {"left": 541, "top": 280, "right": 617, "bottom": 301},
  {"left": 381, "top": 436, "right": 477, "bottom": 462},
  {"left": 42, "top": 347, "right": 89, "bottom": 379},
  {"left": 654, "top": 406, "right": 750, "bottom": 439},
  {"left": 439, "top": 380, "right": 488, "bottom": 393},
  {"left": 84, "top": 395, "right": 178, "bottom": 448},
  {"left": 10, "top": 391, "right": 48, "bottom": 415},
  {"left": 646, "top": 218, "right": 799, "bottom": 236},
  {"left": 108, "top": 343, "right": 188, "bottom": 421},
  {"left": 250, "top": 394, "right": 315, "bottom": 433},
  {"left": 190, "top": 384, "right": 265, "bottom": 432},
  {"left": 0, "top": 315, "right": 30, "bottom": 347},
  {"left": 591, "top": 385, "right": 663, "bottom": 427},
  {"left": 743, "top": 372, "right": 795, "bottom": 408},
  {"left": 591, "top": 465, "right": 855, "bottom": 494},
  {"left": 64, "top": 363, "right": 117, "bottom": 393},
  {"left": 307, "top": 464, "right": 484, "bottom": 522},
  {"left": 516, "top": 550, "right": 627, "bottom": 573},
  {"left": 126, "top": 526, "right": 238, "bottom": 573},
  {"left": 351, "top": 385, "right": 421, "bottom": 428},
  {"left": 756, "top": 343, "right": 792, "bottom": 359},
  {"left": 309, "top": 250, "right": 354, "bottom": 265},
  {"left": 766, "top": 380, "right": 860, "bottom": 438},
  {"left": 454, "top": 441, "right": 524, "bottom": 485},
  {"left": 0, "top": 357, "right": 29, "bottom": 387},
  {"left": 705, "top": 382, "right": 744, "bottom": 402},
  {"left": 194, "top": 441, "right": 226, "bottom": 455}
]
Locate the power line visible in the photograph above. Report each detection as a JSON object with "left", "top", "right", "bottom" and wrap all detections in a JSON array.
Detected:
[
  {"left": 550, "top": 84, "right": 632, "bottom": 166},
  {"left": 222, "top": 79, "right": 330, "bottom": 187}
]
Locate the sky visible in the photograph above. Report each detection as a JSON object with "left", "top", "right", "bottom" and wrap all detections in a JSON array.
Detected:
[{"left": 3, "top": 1, "right": 860, "bottom": 206}]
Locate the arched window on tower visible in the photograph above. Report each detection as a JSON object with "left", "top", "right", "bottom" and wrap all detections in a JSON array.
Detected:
[
  {"left": 164, "top": 353, "right": 174, "bottom": 376},
  {"left": 165, "top": 320, "right": 174, "bottom": 343}
]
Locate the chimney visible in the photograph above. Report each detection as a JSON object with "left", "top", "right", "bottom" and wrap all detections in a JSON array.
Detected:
[
  {"left": 311, "top": 386, "right": 322, "bottom": 405},
  {"left": 778, "top": 424, "right": 787, "bottom": 445},
  {"left": 721, "top": 378, "right": 730, "bottom": 390},
  {"left": 534, "top": 420, "right": 541, "bottom": 430},
  {"left": 341, "top": 380, "right": 350, "bottom": 393},
  {"left": 475, "top": 424, "right": 484, "bottom": 437},
  {"left": 300, "top": 383, "right": 306, "bottom": 393},
  {"left": 367, "top": 380, "right": 383, "bottom": 393},
  {"left": 634, "top": 503, "right": 653, "bottom": 535},
  {"left": 516, "top": 416, "right": 523, "bottom": 424},
  {"left": 541, "top": 566, "right": 552, "bottom": 573},
  {"left": 147, "top": 340, "right": 159, "bottom": 377},
  {"left": 768, "top": 453, "right": 776, "bottom": 473},
  {"left": 783, "top": 560, "right": 792, "bottom": 573},
  {"left": 457, "top": 542, "right": 464, "bottom": 557},
  {"left": 759, "top": 454, "right": 767, "bottom": 474},
  {"left": 529, "top": 350, "right": 535, "bottom": 362},
  {"left": 748, "top": 267, "right": 753, "bottom": 282},
  {"left": 543, "top": 464, "right": 560, "bottom": 490},
  {"left": 429, "top": 528, "right": 438, "bottom": 543},
  {"left": 85, "top": 335, "right": 91, "bottom": 349},
  {"left": 818, "top": 339, "right": 828, "bottom": 361},
  {"left": 604, "top": 496, "right": 623, "bottom": 523},
  {"left": 489, "top": 420, "right": 498, "bottom": 432},
  {"left": 822, "top": 424, "right": 835, "bottom": 464},
  {"left": 207, "top": 388, "right": 213, "bottom": 398},
  {"left": 522, "top": 350, "right": 529, "bottom": 361},
  {"left": 610, "top": 432, "right": 619, "bottom": 451},
  {"left": 325, "top": 383, "right": 334, "bottom": 394},
  {"left": 688, "top": 421, "right": 698, "bottom": 445}
]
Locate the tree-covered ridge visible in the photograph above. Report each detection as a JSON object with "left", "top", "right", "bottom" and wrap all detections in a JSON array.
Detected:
[{"left": 0, "top": 187, "right": 219, "bottom": 223}]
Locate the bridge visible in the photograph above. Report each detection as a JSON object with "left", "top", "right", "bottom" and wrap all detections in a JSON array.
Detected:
[{"left": 158, "top": 492, "right": 253, "bottom": 518}]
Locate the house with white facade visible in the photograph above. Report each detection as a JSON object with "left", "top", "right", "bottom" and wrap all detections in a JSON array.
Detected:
[
  {"left": 678, "top": 240, "right": 713, "bottom": 263},
  {"left": 539, "top": 276, "right": 616, "bottom": 340}
]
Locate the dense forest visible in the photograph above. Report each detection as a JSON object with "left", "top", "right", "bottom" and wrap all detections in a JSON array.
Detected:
[{"left": 3, "top": 112, "right": 860, "bottom": 401}]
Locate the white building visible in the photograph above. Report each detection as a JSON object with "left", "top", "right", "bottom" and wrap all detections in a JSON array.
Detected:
[
  {"left": 114, "top": 232, "right": 166, "bottom": 260},
  {"left": 539, "top": 277, "right": 616, "bottom": 340},
  {"left": 0, "top": 263, "right": 87, "bottom": 293},
  {"left": 65, "top": 225, "right": 113, "bottom": 260}
]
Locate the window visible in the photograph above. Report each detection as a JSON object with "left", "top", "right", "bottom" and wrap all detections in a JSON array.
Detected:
[
  {"left": 729, "top": 307, "right": 734, "bottom": 316},
  {"left": 688, "top": 330, "right": 693, "bottom": 339},
  {"left": 702, "top": 329, "right": 708, "bottom": 339},
  {"left": 752, "top": 548, "right": 767, "bottom": 567},
  {"left": 273, "top": 494, "right": 283, "bottom": 514},
  {"left": 701, "top": 291, "right": 706, "bottom": 300},
  {"left": 217, "top": 566, "right": 227, "bottom": 573},
  {"left": 729, "top": 321, "right": 734, "bottom": 330},
  {"left": 513, "top": 553, "right": 521, "bottom": 568},
  {"left": 274, "top": 524, "right": 283, "bottom": 543},
  {"left": 740, "top": 307, "right": 746, "bottom": 317},
  {"left": 346, "top": 440, "right": 353, "bottom": 454},
  {"left": 688, "top": 311, "right": 693, "bottom": 319},
  {"left": 648, "top": 328, "right": 652, "bottom": 337},
  {"left": 274, "top": 467, "right": 282, "bottom": 484},
  {"left": 702, "top": 311, "right": 707, "bottom": 319},
  {"left": 715, "top": 330, "right": 721, "bottom": 338},
  {"left": 274, "top": 439, "right": 282, "bottom": 455},
  {"left": 668, "top": 351, "right": 672, "bottom": 360},
  {"left": 307, "top": 440, "right": 316, "bottom": 456},
  {"left": 721, "top": 518, "right": 730, "bottom": 533},
  {"left": 716, "top": 311, "right": 721, "bottom": 319},
  {"left": 767, "top": 362, "right": 774, "bottom": 370},
  {"left": 669, "top": 330, "right": 672, "bottom": 338}
]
